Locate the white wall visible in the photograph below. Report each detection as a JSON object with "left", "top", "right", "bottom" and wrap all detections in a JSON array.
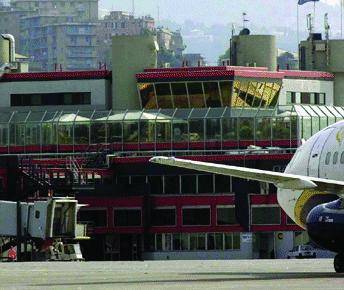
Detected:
[
  {"left": 279, "top": 79, "right": 334, "bottom": 106},
  {"left": 0, "top": 79, "right": 109, "bottom": 110}
]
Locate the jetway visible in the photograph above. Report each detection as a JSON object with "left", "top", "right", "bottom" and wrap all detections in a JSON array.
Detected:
[{"left": 0, "top": 198, "right": 79, "bottom": 240}]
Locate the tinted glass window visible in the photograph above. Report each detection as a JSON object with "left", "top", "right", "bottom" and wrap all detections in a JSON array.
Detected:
[
  {"left": 114, "top": 209, "right": 141, "bottom": 227},
  {"left": 181, "top": 175, "right": 197, "bottom": 194},
  {"left": 11, "top": 92, "right": 91, "bottom": 106},
  {"left": 164, "top": 175, "right": 180, "bottom": 194},
  {"left": 148, "top": 176, "right": 163, "bottom": 195},
  {"left": 217, "top": 207, "right": 238, "bottom": 225},
  {"left": 182, "top": 208, "right": 210, "bottom": 225},
  {"left": 151, "top": 208, "right": 176, "bottom": 226},
  {"left": 215, "top": 175, "right": 231, "bottom": 193},
  {"left": 251, "top": 206, "right": 281, "bottom": 225},
  {"left": 79, "top": 209, "right": 107, "bottom": 227},
  {"left": 198, "top": 175, "right": 213, "bottom": 194}
]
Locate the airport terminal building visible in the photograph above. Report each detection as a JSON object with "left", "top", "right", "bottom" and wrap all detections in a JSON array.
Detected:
[
  {"left": 0, "top": 63, "right": 341, "bottom": 260},
  {"left": 0, "top": 31, "right": 342, "bottom": 260}
]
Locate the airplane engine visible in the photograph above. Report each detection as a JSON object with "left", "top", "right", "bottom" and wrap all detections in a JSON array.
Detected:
[{"left": 306, "top": 199, "right": 344, "bottom": 273}]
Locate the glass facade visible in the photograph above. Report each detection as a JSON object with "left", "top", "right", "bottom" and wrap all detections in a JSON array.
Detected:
[
  {"left": 138, "top": 80, "right": 281, "bottom": 110},
  {"left": 0, "top": 105, "right": 342, "bottom": 152}
]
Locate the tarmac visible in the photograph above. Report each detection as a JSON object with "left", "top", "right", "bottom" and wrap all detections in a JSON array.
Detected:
[{"left": 1, "top": 259, "right": 344, "bottom": 290}]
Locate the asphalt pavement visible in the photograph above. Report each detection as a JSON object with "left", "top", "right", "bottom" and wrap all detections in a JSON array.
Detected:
[{"left": 1, "top": 259, "right": 343, "bottom": 289}]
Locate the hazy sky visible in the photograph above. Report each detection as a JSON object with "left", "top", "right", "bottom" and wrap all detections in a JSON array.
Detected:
[{"left": 99, "top": 0, "right": 343, "bottom": 30}]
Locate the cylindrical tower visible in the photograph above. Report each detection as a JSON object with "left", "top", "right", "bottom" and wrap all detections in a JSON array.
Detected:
[
  {"left": 0, "top": 35, "right": 10, "bottom": 64},
  {"left": 112, "top": 34, "right": 158, "bottom": 110},
  {"left": 231, "top": 32, "right": 277, "bottom": 71}
]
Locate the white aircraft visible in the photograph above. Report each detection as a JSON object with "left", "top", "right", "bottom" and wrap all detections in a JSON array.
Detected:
[{"left": 150, "top": 120, "right": 344, "bottom": 273}]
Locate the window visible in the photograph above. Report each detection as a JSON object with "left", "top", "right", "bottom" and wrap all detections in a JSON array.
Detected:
[
  {"left": 203, "top": 82, "right": 221, "bottom": 107},
  {"left": 155, "top": 233, "right": 172, "bottom": 251},
  {"left": 113, "top": 209, "right": 141, "bottom": 227},
  {"left": 187, "top": 82, "right": 205, "bottom": 107},
  {"left": 217, "top": 206, "right": 238, "bottom": 225},
  {"left": 173, "top": 233, "right": 182, "bottom": 251},
  {"left": 286, "top": 92, "right": 296, "bottom": 104},
  {"left": 215, "top": 175, "right": 231, "bottom": 193},
  {"left": 148, "top": 176, "right": 163, "bottom": 194},
  {"left": 155, "top": 83, "right": 172, "bottom": 108},
  {"left": 79, "top": 209, "right": 107, "bottom": 227},
  {"left": 152, "top": 232, "right": 240, "bottom": 251},
  {"left": 182, "top": 207, "right": 210, "bottom": 226},
  {"left": 181, "top": 175, "right": 196, "bottom": 194},
  {"left": 171, "top": 82, "right": 189, "bottom": 108},
  {"left": 198, "top": 175, "right": 214, "bottom": 194},
  {"left": 151, "top": 208, "right": 176, "bottom": 226},
  {"left": 164, "top": 175, "right": 180, "bottom": 194},
  {"left": 325, "top": 152, "right": 331, "bottom": 165},
  {"left": 341, "top": 152, "right": 344, "bottom": 164},
  {"left": 190, "top": 233, "right": 206, "bottom": 250},
  {"left": 333, "top": 152, "right": 339, "bottom": 165},
  {"left": 251, "top": 206, "right": 281, "bottom": 225},
  {"left": 131, "top": 176, "right": 147, "bottom": 185},
  {"left": 314, "top": 93, "right": 326, "bottom": 105},
  {"left": 11, "top": 92, "right": 91, "bottom": 107},
  {"left": 300, "top": 93, "right": 311, "bottom": 104},
  {"left": 138, "top": 83, "right": 156, "bottom": 109},
  {"left": 207, "top": 233, "right": 224, "bottom": 250}
]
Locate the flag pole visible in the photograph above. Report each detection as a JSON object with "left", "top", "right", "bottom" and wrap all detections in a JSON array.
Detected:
[
  {"left": 297, "top": 3, "right": 300, "bottom": 45},
  {"left": 313, "top": 0, "right": 316, "bottom": 33},
  {"left": 341, "top": 0, "right": 343, "bottom": 39}
]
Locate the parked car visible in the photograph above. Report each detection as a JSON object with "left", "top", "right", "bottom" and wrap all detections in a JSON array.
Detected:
[{"left": 287, "top": 245, "right": 317, "bottom": 259}]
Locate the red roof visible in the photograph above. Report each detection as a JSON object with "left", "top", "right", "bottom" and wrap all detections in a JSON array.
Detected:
[
  {"left": 137, "top": 68, "right": 284, "bottom": 81},
  {"left": 144, "top": 65, "right": 269, "bottom": 72},
  {"left": 0, "top": 70, "right": 112, "bottom": 82},
  {"left": 137, "top": 66, "right": 334, "bottom": 82},
  {"left": 280, "top": 70, "right": 334, "bottom": 79},
  {"left": 136, "top": 70, "right": 235, "bottom": 81}
]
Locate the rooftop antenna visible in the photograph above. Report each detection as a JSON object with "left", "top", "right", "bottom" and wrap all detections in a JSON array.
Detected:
[
  {"left": 231, "top": 23, "right": 236, "bottom": 38},
  {"left": 242, "top": 12, "right": 249, "bottom": 29},
  {"left": 132, "top": 0, "right": 135, "bottom": 16},
  {"left": 324, "top": 13, "right": 330, "bottom": 41},
  {"left": 307, "top": 13, "right": 313, "bottom": 34},
  {"left": 157, "top": 4, "right": 160, "bottom": 24}
]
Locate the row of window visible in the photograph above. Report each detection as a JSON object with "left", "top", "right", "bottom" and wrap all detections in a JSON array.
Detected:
[
  {"left": 78, "top": 205, "right": 282, "bottom": 228},
  {"left": 138, "top": 80, "right": 281, "bottom": 109},
  {"left": 118, "top": 174, "right": 238, "bottom": 195},
  {"left": 118, "top": 174, "right": 274, "bottom": 196},
  {"left": 11, "top": 92, "right": 91, "bottom": 107},
  {"left": 286, "top": 92, "right": 326, "bottom": 105},
  {"left": 150, "top": 232, "right": 241, "bottom": 252},
  {"left": 79, "top": 207, "right": 238, "bottom": 227},
  {"left": 0, "top": 113, "right": 299, "bottom": 147},
  {"left": 325, "top": 151, "right": 344, "bottom": 165}
]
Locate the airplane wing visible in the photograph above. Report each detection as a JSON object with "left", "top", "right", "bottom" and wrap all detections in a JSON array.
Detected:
[{"left": 150, "top": 157, "right": 344, "bottom": 195}]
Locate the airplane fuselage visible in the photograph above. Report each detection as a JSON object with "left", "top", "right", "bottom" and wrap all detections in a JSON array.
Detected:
[{"left": 278, "top": 121, "right": 344, "bottom": 253}]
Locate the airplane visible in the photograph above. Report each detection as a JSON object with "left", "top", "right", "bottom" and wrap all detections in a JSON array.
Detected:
[{"left": 150, "top": 120, "right": 344, "bottom": 273}]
